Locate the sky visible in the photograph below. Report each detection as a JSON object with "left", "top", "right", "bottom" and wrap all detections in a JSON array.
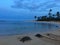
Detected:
[{"left": 0, "top": 0, "right": 60, "bottom": 20}]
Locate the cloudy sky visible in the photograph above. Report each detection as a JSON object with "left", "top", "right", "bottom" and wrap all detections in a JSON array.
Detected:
[{"left": 0, "top": 0, "right": 60, "bottom": 20}]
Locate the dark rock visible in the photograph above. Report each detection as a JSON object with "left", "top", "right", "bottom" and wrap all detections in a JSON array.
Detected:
[
  {"left": 20, "top": 36, "right": 32, "bottom": 43},
  {"left": 35, "top": 34, "right": 43, "bottom": 38},
  {"left": 46, "top": 34, "right": 50, "bottom": 36},
  {"left": 56, "top": 26, "right": 58, "bottom": 27}
]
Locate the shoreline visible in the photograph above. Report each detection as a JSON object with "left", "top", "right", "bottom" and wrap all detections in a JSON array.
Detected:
[
  {"left": 0, "top": 21, "right": 60, "bottom": 45},
  {"left": 27, "top": 20, "right": 60, "bottom": 24},
  {"left": 24, "top": 20, "right": 60, "bottom": 26}
]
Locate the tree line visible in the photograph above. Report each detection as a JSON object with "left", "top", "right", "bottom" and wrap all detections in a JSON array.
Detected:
[{"left": 34, "top": 9, "right": 60, "bottom": 21}]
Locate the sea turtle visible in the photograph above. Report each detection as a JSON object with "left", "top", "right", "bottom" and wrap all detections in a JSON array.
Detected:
[
  {"left": 35, "top": 34, "right": 43, "bottom": 38},
  {"left": 20, "top": 36, "right": 32, "bottom": 43}
]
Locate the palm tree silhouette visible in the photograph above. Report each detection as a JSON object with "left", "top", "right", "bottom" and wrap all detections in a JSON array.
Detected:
[
  {"left": 56, "top": 11, "right": 60, "bottom": 18},
  {"left": 34, "top": 16, "right": 37, "bottom": 20},
  {"left": 48, "top": 9, "right": 52, "bottom": 17}
]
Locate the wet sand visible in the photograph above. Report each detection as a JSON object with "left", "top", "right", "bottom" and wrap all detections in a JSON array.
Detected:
[{"left": 0, "top": 30, "right": 60, "bottom": 45}]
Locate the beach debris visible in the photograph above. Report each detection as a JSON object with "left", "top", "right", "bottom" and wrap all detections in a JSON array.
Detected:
[
  {"left": 35, "top": 34, "right": 43, "bottom": 38},
  {"left": 20, "top": 36, "right": 32, "bottom": 43}
]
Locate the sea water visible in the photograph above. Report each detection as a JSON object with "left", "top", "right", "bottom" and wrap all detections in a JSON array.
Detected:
[{"left": 0, "top": 21, "right": 60, "bottom": 36}]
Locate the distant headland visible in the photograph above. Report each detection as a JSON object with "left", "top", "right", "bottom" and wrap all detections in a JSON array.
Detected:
[{"left": 34, "top": 9, "right": 60, "bottom": 21}]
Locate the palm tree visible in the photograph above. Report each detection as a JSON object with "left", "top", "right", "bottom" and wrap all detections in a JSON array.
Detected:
[
  {"left": 52, "top": 14, "right": 56, "bottom": 20},
  {"left": 48, "top": 9, "right": 52, "bottom": 17},
  {"left": 56, "top": 11, "right": 60, "bottom": 18},
  {"left": 34, "top": 16, "right": 37, "bottom": 20},
  {"left": 48, "top": 9, "right": 52, "bottom": 21},
  {"left": 56, "top": 11, "right": 60, "bottom": 21},
  {"left": 41, "top": 16, "right": 47, "bottom": 21},
  {"left": 52, "top": 14, "right": 56, "bottom": 18}
]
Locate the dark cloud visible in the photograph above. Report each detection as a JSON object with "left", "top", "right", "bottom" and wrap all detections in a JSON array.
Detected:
[
  {"left": 12, "top": 0, "right": 40, "bottom": 11},
  {"left": 12, "top": 0, "right": 60, "bottom": 12}
]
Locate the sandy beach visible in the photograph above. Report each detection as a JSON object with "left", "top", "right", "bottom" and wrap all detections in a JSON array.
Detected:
[{"left": 0, "top": 21, "right": 60, "bottom": 45}]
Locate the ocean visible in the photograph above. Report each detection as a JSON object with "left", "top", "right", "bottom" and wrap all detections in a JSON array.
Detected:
[{"left": 0, "top": 21, "right": 59, "bottom": 36}]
